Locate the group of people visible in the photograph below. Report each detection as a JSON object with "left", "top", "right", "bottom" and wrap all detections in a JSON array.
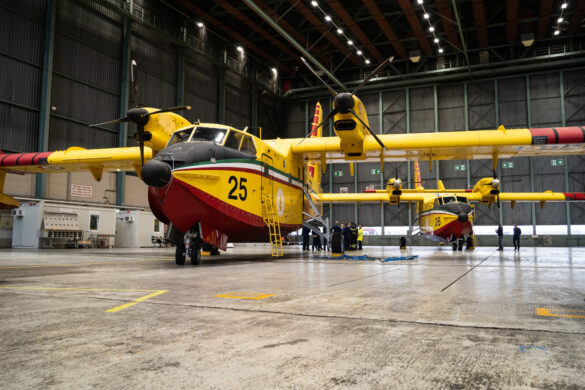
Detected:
[
  {"left": 301, "top": 225, "right": 327, "bottom": 251},
  {"left": 496, "top": 223, "right": 522, "bottom": 251},
  {"left": 331, "top": 221, "right": 364, "bottom": 252}
]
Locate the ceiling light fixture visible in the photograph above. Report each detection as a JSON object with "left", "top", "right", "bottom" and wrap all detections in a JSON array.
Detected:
[
  {"left": 357, "top": 50, "right": 362, "bottom": 55},
  {"left": 196, "top": 22, "right": 204, "bottom": 28},
  {"left": 324, "top": 15, "right": 331, "bottom": 22},
  {"left": 438, "top": 48, "right": 443, "bottom": 53},
  {"left": 424, "top": 13, "right": 429, "bottom": 19},
  {"left": 429, "top": 26, "right": 435, "bottom": 32},
  {"left": 337, "top": 28, "right": 343, "bottom": 34},
  {"left": 237, "top": 46, "right": 244, "bottom": 52},
  {"left": 311, "top": 0, "right": 318, "bottom": 6},
  {"left": 347, "top": 39, "right": 353, "bottom": 45},
  {"left": 365, "top": 59, "right": 371, "bottom": 64},
  {"left": 561, "top": 3, "right": 567, "bottom": 8}
]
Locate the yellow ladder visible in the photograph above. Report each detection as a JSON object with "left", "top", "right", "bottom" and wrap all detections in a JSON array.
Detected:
[{"left": 262, "top": 194, "right": 283, "bottom": 257}]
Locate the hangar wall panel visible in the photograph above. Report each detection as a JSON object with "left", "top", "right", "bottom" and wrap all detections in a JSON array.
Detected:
[
  {"left": 185, "top": 55, "right": 217, "bottom": 123},
  {"left": 0, "top": 0, "right": 45, "bottom": 152}
]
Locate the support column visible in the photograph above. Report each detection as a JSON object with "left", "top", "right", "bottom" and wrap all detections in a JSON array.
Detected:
[
  {"left": 495, "top": 80, "right": 503, "bottom": 225},
  {"left": 464, "top": 82, "right": 471, "bottom": 188},
  {"left": 379, "top": 91, "right": 384, "bottom": 234},
  {"left": 560, "top": 70, "right": 571, "bottom": 235},
  {"left": 250, "top": 79, "right": 258, "bottom": 128},
  {"left": 433, "top": 84, "right": 440, "bottom": 182},
  {"left": 117, "top": 17, "right": 132, "bottom": 206},
  {"left": 526, "top": 75, "right": 536, "bottom": 235},
  {"left": 176, "top": 47, "right": 185, "bottom": 106},
  {"left": 217, "top": 67, "right": 226, "bottom": 124},
  {"left": 36, "top": 0, "right": 57, "bottom": 199},
  {"left": 406, "top": 87, "right": 412, "bottom": 230},
  {"left": 328, "top": 98, "right": 333, "bottom": 227}
]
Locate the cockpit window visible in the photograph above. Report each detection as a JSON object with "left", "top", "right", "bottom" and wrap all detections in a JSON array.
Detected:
[
  {"left": 240, "top": 135, "right": 256, "bottom": 154},
  {"left": 224, "top": 130, "right": 243, "bottom": 150},
  {"left": 191, "top": 126, "right": 227, "bottom": 144},
  {"left": 442, "top": 196, "right": 457, "bottom": 204},
  {"left": 456, "top": 196, "right": 468, "bottom": 203},
  {"left": 168, "top": 128, "right": 193, "bottom": 146}
]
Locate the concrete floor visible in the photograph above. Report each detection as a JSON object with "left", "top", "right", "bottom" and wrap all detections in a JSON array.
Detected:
[{"left": 0, "top": 245, "right": 584, "bottom": 389}]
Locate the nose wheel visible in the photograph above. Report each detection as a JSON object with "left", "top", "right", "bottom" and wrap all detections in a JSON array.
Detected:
[{"left": 190, "top": 244, "right": 201, "bottom": 265}]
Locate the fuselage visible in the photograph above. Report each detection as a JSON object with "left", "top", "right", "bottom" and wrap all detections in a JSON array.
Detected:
[
  {"left": 418, "top": 195, "right": 474, "bottom": 243},
  {"left": 144, "top": 123, "right": 306, "bottom": 245}
]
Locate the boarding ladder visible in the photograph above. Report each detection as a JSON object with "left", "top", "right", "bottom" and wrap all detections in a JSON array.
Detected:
[
  {"left": 302, "top": 187, "right": 330, "bottom": 246},
  {"left": 262, "top": 194, "right": 283, "bottom": 257}
]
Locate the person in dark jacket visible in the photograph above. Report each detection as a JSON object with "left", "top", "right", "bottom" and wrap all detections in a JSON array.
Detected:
[
  {"left": 342, "top": 222, "right": 352, "bottom": 251},
  {"left": 349, "top": 222, "right": 358, "bottom": 250},
  {"left": 312, "top": 230, "right": 322, "bottom": 251},
  {"left": 331, "top": 221, "right": 341, "bottom": 233},
  {"left": 302, "top": 225, "right": 310, "bottom": 251},
  {"left": 322, "top": 226, "right": 328, "bottom": 251},
  {"left": 496, "top": 223, "right": 503, "bottom": 250},
  {"left": 513, "top": 224, "right": 521, "bottom": 251}
]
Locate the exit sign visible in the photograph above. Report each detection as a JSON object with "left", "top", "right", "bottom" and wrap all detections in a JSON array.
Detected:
[
  {"left": 502, "top": 162, "right": 514, "bottom": 169},
  {"left": 551, "top": 159, "right": 565, "bottom": 166},
  {"left": 371, "top": 168, "right": 381, "bottom": 174},
  {"left": 454, "top": 164, "right": 466, "bottom": 171},
  {"left": 333, "top": 171, "right": 343, "bottom": 177}
]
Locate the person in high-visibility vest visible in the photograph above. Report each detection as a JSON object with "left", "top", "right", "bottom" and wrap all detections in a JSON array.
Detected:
[{"left": 357, "top": 224, "right": 364, "bottom": 250}]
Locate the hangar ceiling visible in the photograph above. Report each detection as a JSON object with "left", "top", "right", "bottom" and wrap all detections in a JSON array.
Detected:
[{"left": 165, "top": 0, "right": 585, "bottom": 91}]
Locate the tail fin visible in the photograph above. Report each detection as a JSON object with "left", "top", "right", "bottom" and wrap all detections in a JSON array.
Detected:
[
  {"left": 306, "top": 102, "right": 322, "bottom": 194},
  {"left": 413, "top": 161, "right": 423, "bottom": 189}
]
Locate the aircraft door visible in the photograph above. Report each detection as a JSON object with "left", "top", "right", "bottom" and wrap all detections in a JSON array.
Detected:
[{"left": 261, "top": 153, "right": 274, "bottom": 202}]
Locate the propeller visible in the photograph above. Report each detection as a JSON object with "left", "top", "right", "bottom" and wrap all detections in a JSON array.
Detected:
[
  {"left": 391, "top": 167, "right": 403, "bottom": 209},
  {"left": 297, "top": 56, "right": 393, "bottom": 150}
]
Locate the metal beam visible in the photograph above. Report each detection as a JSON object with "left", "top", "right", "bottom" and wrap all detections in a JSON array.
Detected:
[
  {"left": 379, "top": 91, "right": 384, "bottom": 234},
  {"left": 361, "top": 0, "right": 408, "bottom": 59},
  {"left": 471, "top": 0, "right": 488, "bottom": 47},
  {"left": 117, "top": 17, "right": 132, "bottom": 206},
  {"left": 436, "top": 0, "right": 460, "bottom": 49},
  {"left": 450, "top": 0, "right": 472, "bottom": 75},
  {"left": 36, "top": 0, "right": 56, "bottom": 199},
  {"left": 243, "top": 0, "right": 351, "bottom": 88},
  {"left": 397, "top": 0, "right": 432, "bottom": 54},
  {"left": 569, "top": 0, "right": 585, "bottom": 33},
  {"left": 537, "top": 0, "right": 554, "bottom": 39},
  {"left": 507, "top": 0, "right": 519, "bottom": 42},
  {"left": 176, "top": 46, "right": 185, "bottom": 106},
  {"left": 218, "top": 67, "right": 226, "bottom": 124},
  {"left": 324, "top": 0, "right": 384, "bottom": 62},
  {"left": 560, "top": 70, "right": 571, "bottom": 235},
  {"left": 526, "top": 75, "right": 536, "bottom": 235}
]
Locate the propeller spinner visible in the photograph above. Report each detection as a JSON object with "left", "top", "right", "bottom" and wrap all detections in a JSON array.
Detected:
[{"left": 298, "top": 56, "right": 393, "bottom": 150}]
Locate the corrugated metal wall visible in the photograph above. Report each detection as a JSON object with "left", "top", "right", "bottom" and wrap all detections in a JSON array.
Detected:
[
  {"left": 0, "top": 0, "right": 45, "bottom": 152},
  {"left": 287, "top": 69, "right": 585, "bottom": 231}
]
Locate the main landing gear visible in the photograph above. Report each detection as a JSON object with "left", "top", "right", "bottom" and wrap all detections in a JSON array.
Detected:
[
  {"left": 451, "top": 235, "right": 475, "bottom": 251},
  {"left": 175, "top": 228, "right": 202, "bottom": 266}
]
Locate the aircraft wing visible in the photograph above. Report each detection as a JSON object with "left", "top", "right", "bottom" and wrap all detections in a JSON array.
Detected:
[
  {"left": 314, "top": 192, "right": 429, "bottom": 203},
  {"left": 291, "top": 126, "right": 585, "bottom": 163},
  {"left": 0, "top": 146, "right": 153, "bottom": 179}
]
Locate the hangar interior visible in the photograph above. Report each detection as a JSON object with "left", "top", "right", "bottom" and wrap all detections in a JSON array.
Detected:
[
  {"left": 1, "top": 0, "right": 585, "bottom": 246},
  {"left": 2, "top": 1, "right": 585, "bottom": 389}
]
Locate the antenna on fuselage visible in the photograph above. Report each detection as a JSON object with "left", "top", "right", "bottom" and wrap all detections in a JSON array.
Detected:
[{"left": 297, "top": 56, "right": 392, "bottom": 150}]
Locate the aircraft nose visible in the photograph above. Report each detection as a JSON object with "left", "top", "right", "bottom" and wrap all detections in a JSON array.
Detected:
[
  {"left": 458, "top": 213, "right": 469, "bottom": 223},
  {"left": 141, "top": 160, "right": 171, "bottom": 188}
]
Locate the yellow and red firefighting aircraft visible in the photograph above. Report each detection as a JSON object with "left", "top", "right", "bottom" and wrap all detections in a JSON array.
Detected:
[
  {"left": 2, "top": 58, "right": 585, "bottom": 263},
  {"left": 316, "top": 161, "right": 585, "bottom": 251}
]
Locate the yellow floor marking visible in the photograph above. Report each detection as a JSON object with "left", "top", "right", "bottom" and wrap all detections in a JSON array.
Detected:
[
  {"left": 215, "top": 292, "right": 274, "bottom": 300},
  {"left": 0, "top": 258, "right": 174, "bottom": 269},
  {"left": 0, "top": 286, "right": 168, "bottom": 312},
  {"left": 536, "top": 308, "right": 585, "bottom": 319}
]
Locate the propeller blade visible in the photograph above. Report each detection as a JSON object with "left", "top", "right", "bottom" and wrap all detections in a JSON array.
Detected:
[
  {"left": 348, "top": 108, "right": 387, "bottom": 150},
  {"left": 297, "top": 108, "right": 337, "bottom": 146},
  {"left": 131, "top": 59, "right": 140, "bottom": 107},
  {"left": 89, "top": 117, "right": 128, "bottom": 127},
  {"left": 497, "top": 194, "right": 501, "bottom": 209},
  {"left": 352, "top": 57, "right": 394, "bottom": 95},
  {"left": 300, "top": 57, "right": 338, "bottom": 97},
  {"left": 142, "top": 105, "right": 192, "bottom": 117},
  {"left": 136, "top": 124, "right": 145, "bottom": 167}
]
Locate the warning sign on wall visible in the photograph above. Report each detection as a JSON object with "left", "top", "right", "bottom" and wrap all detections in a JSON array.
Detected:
[{"left": 71, "top": 184, "right": 93, "bottom": 198}]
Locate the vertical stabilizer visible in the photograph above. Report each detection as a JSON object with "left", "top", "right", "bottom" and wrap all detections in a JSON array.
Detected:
[
  {"left": 306, "top": 102, "right": 322, "bottom": 194},
  {"left": 413, "top": 160, "right": 423, "bottom": 189}
]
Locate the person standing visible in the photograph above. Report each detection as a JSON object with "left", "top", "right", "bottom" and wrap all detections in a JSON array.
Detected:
[
  {"left": 357, "top": 224, "right": 364, "bottom": 250},
  {"left": 312, "top": 230, "right": 322, "bottom": 251},
  {"left": 302, "top": 225, "right": 310, "bottom": 251},
  {"left": 321, "top": 226, "right": 328, "bottom": 251},
  {"left": 349, "top": 222, "right": 358, "bottom": 250},
  {"left": 513, "top": 224, "right": 522, "bottom": 251},
  {"left": 496, "top": 223, "right": 503, "bottom": 250},
  {"left": 342, "top": 223, "right": 351, "bottom": 251}
]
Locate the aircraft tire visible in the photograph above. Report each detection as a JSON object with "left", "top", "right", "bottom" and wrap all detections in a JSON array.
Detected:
[
  {"left": 175, "top": 244, "right": 186, "bottom": 265},
  {"left": 452, "top": 242, "right": 457, "bottom": 251},
  {"left": 191, "top": 244, "right": 201, "bottom": 265},
  {"left": 458, "top": 240, "right": 464, "bottom": 251},
  {"left": 466, "top": 237, "right": 474, "bottom": 249}
]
